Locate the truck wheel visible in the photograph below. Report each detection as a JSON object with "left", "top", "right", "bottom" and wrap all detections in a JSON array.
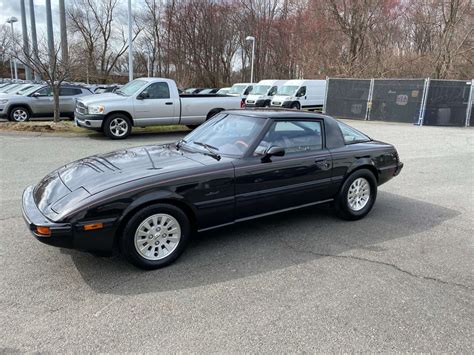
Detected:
[
  {"left": 290, "top": 102, "right": 300, "bottom": 110},
  {"left": 10, "top": 106, "right": 30, "bottom": 122},
  {"left": 103, "top": 114, "right": 131, "bottom": 139}
]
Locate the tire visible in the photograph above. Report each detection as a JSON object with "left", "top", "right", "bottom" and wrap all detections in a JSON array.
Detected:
[
  {"left": 334, "top": 169, "right": 377, "bottom": 220},
  {"left": 290, "top": 102, "right": 300, "bottom": 110},
  {"left": 120, "top": 203, "right": 191, "bottom": 270},
  {"left": 103, "top": 114, "right": 132, "bottom": 139},
  {"left": 10, "top": 106, "right": 30, "bottom": 122},
  {"left": 186, "top": 125, "right": 199, "bottom": 130}
]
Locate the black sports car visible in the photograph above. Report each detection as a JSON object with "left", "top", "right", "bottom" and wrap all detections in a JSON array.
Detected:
[{"left": 22, "top": 110, "right": 403, "bottom": 269}]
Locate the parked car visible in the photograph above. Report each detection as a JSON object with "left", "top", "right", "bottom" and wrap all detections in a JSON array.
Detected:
[
  {"left": 216, "top": 87, "right": 231, "bottom": 95},
  {"left": 0, "top": 85, "right": 93, "bottom": 122},
  {"left": 0, "top": 83, "right": 24, "bottom": 94},
  {"left": 227, "top": 83, "right": 253, "bottom": 98},
  {"left": 22, "top": 110, "right": 403, "bottom": 269},
  {"left": 0, "top": 83, "right": 38, "bottom": 97},
  {"left": 74, "top": 77, "right": 244, "bottom": 139},
  {"left": 271, "top": 79, "right": 326, "bottom": 110},
  {"left": 183, "top": 88, "right": 205, "bottom": 94},
  {"left": 94, "top": 85, "right": 120, "bottom": 94},
  {"left": 245, "top": 80, "right": 287, "bottom": 107},
  {"left": 197, "top": 88, "right": 219, "bottom": 95}
]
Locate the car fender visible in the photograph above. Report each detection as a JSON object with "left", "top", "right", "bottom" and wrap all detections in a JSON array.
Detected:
[
  {"left": 345, "top": 157, "right": 379, "bottom": 181},
  {"left": 8, "top": 102, "right": 33, "bottom": 115}
]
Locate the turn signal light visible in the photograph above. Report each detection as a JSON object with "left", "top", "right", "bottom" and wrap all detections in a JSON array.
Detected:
[
  {"left": 36, "top": 226, "right": 51, "bottom": 236},
  {"left": 83, "top": 223, "right": 103, "bottom": 231}
]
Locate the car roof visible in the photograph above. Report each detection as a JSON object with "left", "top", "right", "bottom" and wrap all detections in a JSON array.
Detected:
[{"left": 224, "top": 108, "right": 334, "bottom": 122}]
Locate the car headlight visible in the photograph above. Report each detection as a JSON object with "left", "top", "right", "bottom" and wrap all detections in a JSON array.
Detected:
[
  {"left": 0, "top": 99, "right": 8, "bottom": 105},
  {"left": 87, "top": 105, "right": 104, "bottom": 114}
]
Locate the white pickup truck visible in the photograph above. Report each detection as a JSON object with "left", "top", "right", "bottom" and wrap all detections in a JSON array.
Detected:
[{"left": 75, "top": 77, "right": 243, "bottom": 139}]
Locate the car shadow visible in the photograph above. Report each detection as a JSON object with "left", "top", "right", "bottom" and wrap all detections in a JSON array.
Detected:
[
  {"left": 65, "top": 192, "right": 459, "bottom": 295},
  {"left": 85, "top": 129, "right": 188, "bottom": 142}
]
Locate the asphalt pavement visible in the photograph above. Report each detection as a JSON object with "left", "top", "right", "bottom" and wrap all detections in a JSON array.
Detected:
[{"left": 0, "top": 121, "right": 473, "bottom": 352}]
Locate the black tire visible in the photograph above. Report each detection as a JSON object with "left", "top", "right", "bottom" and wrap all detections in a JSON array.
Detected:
[
  {"left": 334, "top": 169, "right": 377, "bottom": 220},
  {"left": 186, "top": 125, "right": 199, "bottom": 130},
  {"left": 9, "top": 106, "right": 30, "bottom": 122},
  {"left": 103, "top": 113, "right": 132, "bottom": 139},
  {"left": 290, "top": 102, "right": 300, "bottom": 110},
  {"left": 120, "top": 203, "right": 191, "bottom": 270}
]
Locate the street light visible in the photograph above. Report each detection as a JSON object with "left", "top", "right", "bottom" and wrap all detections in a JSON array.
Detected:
[
  {"left": 6, "top": 17, "right": 18, "bottom": 80},
  {"left": 245, "top": 36, "right": 255, "bottom": 83}
]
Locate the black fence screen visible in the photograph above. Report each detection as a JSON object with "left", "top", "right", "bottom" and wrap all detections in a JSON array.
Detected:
[
  {"left": 325, "top": 79, "right": 371, "bottom": 120},
  {"left": 369, "top": 79, "right": 425, "bottom": 124},
  {"left": 470, "top": 104, "right": 473, "bottom": 126},
  {"left": 423, "top": 80, "right": 471, "bottom": 127}
]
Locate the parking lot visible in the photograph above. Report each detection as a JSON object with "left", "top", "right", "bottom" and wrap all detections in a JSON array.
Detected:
[{"left": 0, "top": 121, "right": 472, "bottom": 352}]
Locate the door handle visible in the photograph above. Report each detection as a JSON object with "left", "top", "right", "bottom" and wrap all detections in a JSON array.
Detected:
[
  {"left": 165, "top": 102, "right": 173, "bottom": 105},
  {"left": 315, "top": 159, "right": 331, "bottom": 170}
]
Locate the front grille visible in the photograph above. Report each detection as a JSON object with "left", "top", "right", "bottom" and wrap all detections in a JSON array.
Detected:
[
  {"left": 247, "top": 100, "right": 255, "bottom": 104},
  {"left": 272, "top": 102, "right": 281, "bottom": 106},
  {"left": 76, "top": 101, "right": 87, "bottom": 114}
]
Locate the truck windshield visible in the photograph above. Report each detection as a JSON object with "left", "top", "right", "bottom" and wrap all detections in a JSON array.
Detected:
[
  {"left": 228, "top": 85, "right": 247, "bottom": 95},
  {"left": 250, "top": 85, "right": 270, "bottom": 95},
  {"left": 181, "top": 113, "right": 266, "bottom": 157},
  {"left": 277, "top": 86, "right": 299, "bottom": 96},
  {"left": 116, "top": 80, "right": 147, "bottom": 96}
]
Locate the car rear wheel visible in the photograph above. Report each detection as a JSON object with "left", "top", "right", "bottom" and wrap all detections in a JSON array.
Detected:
[
  {"left": 10, "top": 107, "right": 30, "bottom": 122},
  {"left": 103, "top": 114, "right": 131, "bottom": 139},
  {"left": 290, "top": 102, "right": 300, "bottom": 110},
  {"left": 334, "top": 169, "right": 377, "bottom": 220},
  {"left": 120, "top": 204, "right": 191, "bottom": 269}
]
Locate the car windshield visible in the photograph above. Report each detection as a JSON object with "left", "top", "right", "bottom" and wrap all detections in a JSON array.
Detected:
[
  {"left": 228, "top": 85, "right": 247, "bottom": 94},
  {"left": 277, "top": 86, "right": 299, "bottom": 96},
  {"left": 19, "top": 85, "right": 42, "bottom": 95},
  {"left": 115, "top": 79, "right": 147, "bottom": 96},
  {"left": 250, "top": 85, "right": 270, "bottom": 95},
  {"left": 181, "top": 113, "right": 266, "bottom": 157}
]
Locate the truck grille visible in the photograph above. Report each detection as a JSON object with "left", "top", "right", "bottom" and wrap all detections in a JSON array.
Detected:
[
  {"left": 76, "top": 101, "right": 87, "bottom": 114},
  {"left": 247, "top": 100, "right": 255, "bottom": 104},
  {"left": 272, "top": 101, "right": 281, "bottom": 106}
]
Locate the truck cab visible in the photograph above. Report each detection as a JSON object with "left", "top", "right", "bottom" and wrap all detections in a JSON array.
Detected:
[
  {"left": 270, "top": 79, "right": 326, "bottom": 111},
  {"left": 245, "top": 80, "right": 287, "bottom": 107}
]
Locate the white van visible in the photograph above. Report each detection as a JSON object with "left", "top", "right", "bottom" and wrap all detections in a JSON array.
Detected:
[
  {"left": 270, "top": 79, "right": 326, "bottom": 110},
  {"left": 227, "top": 83, "right": 254, "bottom": 98},
  {"left": 245, "top": 80, "right": 287, "bottom": 107}
]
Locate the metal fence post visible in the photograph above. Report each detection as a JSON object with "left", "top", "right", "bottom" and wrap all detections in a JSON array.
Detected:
[
  {"left": 365, "top": 79, "right": 374, "bottom": 120},
  {"left": 465, "top": 79, "right": 473, "bottom": 127},
  {"left": 323, "top": 76, "right": 329, "bottom": 114},
  {"left": 418, "top": 78, "right": 430, "bottom": 126}
]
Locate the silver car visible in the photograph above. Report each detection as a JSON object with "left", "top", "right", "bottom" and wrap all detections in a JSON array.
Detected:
[{"left": 0, "top": 85, "right": 93, "bottom": 122}]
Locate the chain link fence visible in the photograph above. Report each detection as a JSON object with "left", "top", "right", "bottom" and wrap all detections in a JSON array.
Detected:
[{"left": 324, "top": 78, "right": 473, "bottom": 127}]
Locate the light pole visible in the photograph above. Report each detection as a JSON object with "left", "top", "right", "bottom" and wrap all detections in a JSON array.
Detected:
[
  {"left": 6, "top": 17, "right": 18, "bottom": 80},
  {"left": 245, "top": 36, "right": 255, "bottom": 83},
  {"left": 128, "top": 0, "right": 133, "bottom": 81}
]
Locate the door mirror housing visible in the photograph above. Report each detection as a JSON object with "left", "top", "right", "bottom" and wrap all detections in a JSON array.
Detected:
[
  {"left": 262, "top": 146, "right": 285, "bottom": 161},
  {"left": 31, "top": 92, "right": 40, "bottom": 98},
  {"left": 137, "top": 92, "right": 149, "bottom": 100}
]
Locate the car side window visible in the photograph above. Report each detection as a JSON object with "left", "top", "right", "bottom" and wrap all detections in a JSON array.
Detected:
[
  {"left": 60, "top": 88, "right": 82, "bottom": 96},
  {"left": 268, "top": 86, "right": 277, "bottom": 96},
  {"left": 296, "top": 86, "right": 306, "bottom": 97},
  {"left": 35, "top": 87, "right": 52, "bottom": 96},
  {"left": 141, "top": 82, "right": 170, "bottom": 99},
  {"left": 254, "top": 120, "right": 323, "bottom": 156},
  {"left": 244, "top": 86, "right": 253, "bottom": 95},
  {"left": 337, "top": 121, "right": 371, "bottom": 144}
]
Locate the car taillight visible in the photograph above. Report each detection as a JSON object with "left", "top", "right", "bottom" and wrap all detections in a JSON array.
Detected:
[{"left": 240, "top": 99, "right": 245, "bottom": 108}]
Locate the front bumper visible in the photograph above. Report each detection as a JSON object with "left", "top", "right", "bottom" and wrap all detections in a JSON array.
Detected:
[
  {"left": 270, "top": 101, "right": 292, "bottom": 108},
  {"left": 74, "top": 111, "right": 104, "bottom": 129},
  {"left": 245, "top": 99, "right": 268, "bottom": 107},
  {"left": 22, "top": 185, "right": 117, "bottom": 253}
]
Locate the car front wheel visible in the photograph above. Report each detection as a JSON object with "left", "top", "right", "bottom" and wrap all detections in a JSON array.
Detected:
[
  {"left": 120, "top": 204, "right": 191, "bottom": 269},
  {"left": 334, "top": 169, "right": 377, "bottom": 220},
  {"left": 10, "top": 107, "right": 30, "bottom": 122},
  {"left": 103, "top": 114, "right": 132, "bottom": 139}
]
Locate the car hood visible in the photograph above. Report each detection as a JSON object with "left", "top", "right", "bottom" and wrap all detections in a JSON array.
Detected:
[
  {"left": 78, "top": 93, "right": 126, "bottom": 105},
  {"left": 33, "top": 145, "right": 204, "bottom": 219},
  {"left": 272, "top": 95, "right": 292, "bottom": 102}
]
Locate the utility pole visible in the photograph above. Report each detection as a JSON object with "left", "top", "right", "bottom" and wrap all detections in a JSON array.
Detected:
[
  {"left": 45, "top": 0, "right": 55, "bottom": 73},
  {"left": 6, "top": 17, "right": 18, "bottom": 80},
  {"left": 128, "top": 0, "right": 133, "bottom": 81},
  {"left": 29, "top": 0, "right": 40, "bottom": 80},
  {"left": 20, "top": 0, "right": 32, "bottom": 80},
  {"left": 59, "top": 0, "right": 69, "bottom": 66}
]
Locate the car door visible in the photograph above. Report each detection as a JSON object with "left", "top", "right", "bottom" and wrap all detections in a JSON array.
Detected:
[
  {"left": 30, "top": 86, "right": 54, "bottom": 115},
  {"left": 59, "top": 88, "right": 83, "bottom": 115},
  {"left": 234, "top": 119, "right": 334, "bottom": 220},
  {"left": 133, "top": 82, "right": 179, "bottom": 125}
]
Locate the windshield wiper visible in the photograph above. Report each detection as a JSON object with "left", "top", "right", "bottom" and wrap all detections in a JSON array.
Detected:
[
  {"left": 193, "top": 141, "right": 221, "bottom": 161},
  {"left": 176, "top": 138, "right": 187, "bottom": 150},
  {"left": 115, "top": 90, "right": 126, "bottom": 96}
]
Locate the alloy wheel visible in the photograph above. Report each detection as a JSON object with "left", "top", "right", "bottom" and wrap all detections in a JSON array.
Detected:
[
  {"left": 13, "top": 109, "right": 28, "bottom": 122},
  {"left": 109, "top": 118, "right": 129, "bottom": 137},
  {"left": 347, "top": 177, "right": 371, "bottom": 211}
]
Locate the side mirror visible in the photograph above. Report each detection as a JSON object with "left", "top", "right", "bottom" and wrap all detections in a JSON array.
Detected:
[
  {"left": 262, "top": 146, "right": 285, "bottom": 162},
  {"left": 137, "top": 92, "right": 148, "bottom": 100},
  {"left": 31, "top": 92, "right": 40, "bottom": 98}
]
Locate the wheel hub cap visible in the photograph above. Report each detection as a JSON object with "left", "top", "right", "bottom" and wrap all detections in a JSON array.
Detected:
[
  {"left": 347, "top": 177, "right": 370, "bottom": 211},
  {"left": 134, "top": 213, "right": 181, "bottom": 260},
  {"left": 110, "top": 118, "right": 128, "bottom": 137}
]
